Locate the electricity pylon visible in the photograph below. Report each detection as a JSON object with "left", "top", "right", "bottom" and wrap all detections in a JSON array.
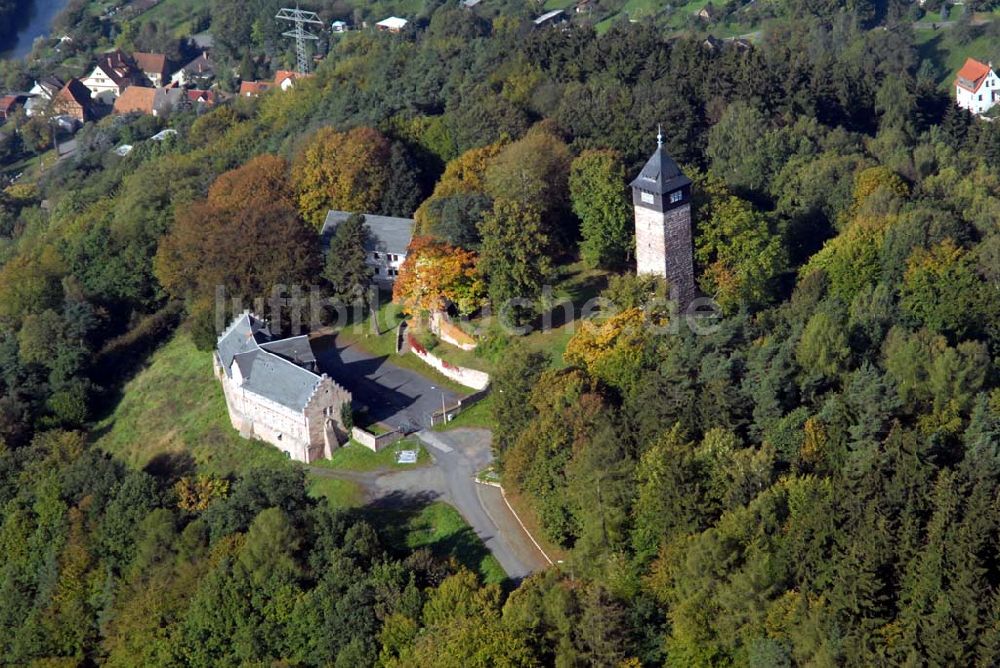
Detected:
[{"left": 276, "top": 6, "right": 323, "bottom": 74}]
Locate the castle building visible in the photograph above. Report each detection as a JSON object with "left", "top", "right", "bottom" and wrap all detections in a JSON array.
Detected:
[
  {"left": 630, "top": 129, "right": 697, "bottom": 310},
  {"left": 214, "top": 312, "right": 352, "bottom": 462}
]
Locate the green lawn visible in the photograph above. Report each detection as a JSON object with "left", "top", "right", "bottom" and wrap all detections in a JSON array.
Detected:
[
  {"left": 307, "top": 476, "right": 364, "bottom": 507},
  {"left": 916, "top": 25, "right": 1000, "bottom": 90},
  {"left": 433, "top": 394, "right": 495, "bottom": 432},
  {"left": 92, "top": 330, "right": 292, "bottom": 478},
  {"left": 134, "top": 0, "right": 197, "bottom": 32},
  {"left": 311, "top": 438, "right": 430, "bottom": 472}
]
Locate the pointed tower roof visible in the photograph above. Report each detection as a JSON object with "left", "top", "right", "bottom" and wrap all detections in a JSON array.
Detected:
[{"left": 629, "top": 136, "right": 692, "bottom": 195}]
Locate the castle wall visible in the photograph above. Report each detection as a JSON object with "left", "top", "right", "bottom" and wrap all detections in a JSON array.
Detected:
[{"left": 304, "top": 376, "right": 352, "bottom": 461}]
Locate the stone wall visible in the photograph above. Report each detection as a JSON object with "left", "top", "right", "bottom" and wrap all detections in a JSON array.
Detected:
[
  {"left": 406, "top": 332, "right": 490, "bottom": 390},
  {"left": 430, "top": 311, "right": 477, "bottom": 351},
  {"left": 351, "top": 425, "right": 404, "bottom": 452}
]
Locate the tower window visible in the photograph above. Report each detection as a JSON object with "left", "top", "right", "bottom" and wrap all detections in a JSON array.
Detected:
[
  {"left": 640, "top": 191, "right": 654, "bottom": 204},
  {"left": 670, "top": 191, "right": 683, "bottom": 204}
]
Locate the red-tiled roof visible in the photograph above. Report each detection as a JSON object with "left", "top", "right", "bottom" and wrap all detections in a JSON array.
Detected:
[
  {"left": 274, "top": 70, "right": 298, "bottom": 86},
  {"left": 133, "top": 52, "right": 168, "bottom": 78},
  {"left": 0, "top": 95, "right": 21, "bottom": 114},
  {"left": 187, "top": 89, "right": 216, "bottom": 105},
  {"left": 239, "top": 80, "right": 272, "bottom": 96},
  {"left": 956, "top": 57, "right": 992, "bottom": 93},
  {"left": 113, "top": 86, "right": 156, "bottom": 114},
  {"left": 53, "top": 78, "right": 93, "bottom": 120}
]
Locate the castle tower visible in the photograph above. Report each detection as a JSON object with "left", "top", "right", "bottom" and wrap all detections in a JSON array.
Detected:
[{"left": 630, "top": 128, "right": 696, "bottom": 310}]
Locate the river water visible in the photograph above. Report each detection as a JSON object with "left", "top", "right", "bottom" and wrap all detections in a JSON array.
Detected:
[{"left": 2, "top": 0, "right": 72, "bottom": 60}]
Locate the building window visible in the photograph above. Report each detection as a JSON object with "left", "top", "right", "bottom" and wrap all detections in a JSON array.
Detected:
[
  {"left": 372, "top": 252, "right": 380, "bottom": 259},
  {"left": 979, "top": 94, "right": 983, "bottom": 101},
  {"left": 670, "top": 191, "right": 683, "bottom": 204},
  {"left": 640, "top": 191, "right": 654, "bottom": 204}
]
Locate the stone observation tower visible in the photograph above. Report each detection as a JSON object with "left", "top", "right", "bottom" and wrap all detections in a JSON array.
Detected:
[{"left": 630, "top": 127, "right": 696, "bottom": 311}]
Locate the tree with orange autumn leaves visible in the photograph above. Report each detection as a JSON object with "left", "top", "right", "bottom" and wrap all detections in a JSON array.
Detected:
[{"left": 392, "top": 236, "right": 486, "bottom": 316}]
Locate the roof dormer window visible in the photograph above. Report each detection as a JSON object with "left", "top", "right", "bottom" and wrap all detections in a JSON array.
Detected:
[{"left": 670, "top": 191, "right": 683, "bottom": 204}]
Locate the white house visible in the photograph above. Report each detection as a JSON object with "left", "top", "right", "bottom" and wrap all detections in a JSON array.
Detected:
[
  {"left": 321, "top": 211, "right": 414, "bottom": 286},
  {"left": 24, "top": 76, "right": 63, "bottom": 116},
  {"left": 955, "top": 57, "right": 1000, "bottom": 115},
  {"left": 331, "top": 20, "right": 350, "bottom": 33},
  {"left": 81, "top": 50, "right": 141, "bottom": 103}
]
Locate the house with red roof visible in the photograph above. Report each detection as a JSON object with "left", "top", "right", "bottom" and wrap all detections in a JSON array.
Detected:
[
  {"left": 955, "top": 57, "right": 1000, "bottom": 115},
  {"left": 239, "top": 80, "right": 273, "bottom": 97}
]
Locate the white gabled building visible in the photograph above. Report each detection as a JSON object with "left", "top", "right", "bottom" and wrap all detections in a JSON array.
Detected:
[
  {"left": 955, "top": 57, "right": 1000, "bottom": 115},
  {"left": 321, "top": 211, "right": 414, "bottom": 286},
  {"left": 81, "top": 50, "right": 142, "bottom": 103}
]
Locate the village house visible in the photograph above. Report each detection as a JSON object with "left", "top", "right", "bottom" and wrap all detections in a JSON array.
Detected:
[
  {"left": 170, "top": 51, "right": 215, "bottom": 87},
  {"left": 24, "top": 77, "right": 64, "bottom": 117},
  {"left": 51, "top": 78, "right": 93, "bottom": 122},
  {"left": 955, "top": 57, "right": 1000, "bottom": 115},
  {"left": 113, "top": 84, "right": 215, "bottom": 116},
  {"left": 275, "top": 70, "right": 304, "bottom": 91},
  {"left": 215, "top": 312, "right": 352, "bottom": 463},
  {"left": 81, "top": 50, "right": 143, "bottom": 103},
  {"left": 321, "top": 211, "right": 415, "bottom": 286},
  {"left": 239, "top": 80, "right": 273, "bottom": 97},
  {"left": 376, "top": 16, "right": 409, "bottom": 33},
  {"left": 133, "top": 52, "right": 170, "bottom": 87},
  {"left": 331, "top": 20, "right": 350, "bottom": 33}
]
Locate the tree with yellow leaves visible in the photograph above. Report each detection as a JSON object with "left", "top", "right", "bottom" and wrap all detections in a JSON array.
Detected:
[{"left": 292, "top": 126, "right": 392, "bottom": 228}]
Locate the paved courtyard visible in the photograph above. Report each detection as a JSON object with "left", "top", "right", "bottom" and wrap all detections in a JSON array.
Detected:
[{"left": 313, "top": 335, "right": 461, "bottom": 431}]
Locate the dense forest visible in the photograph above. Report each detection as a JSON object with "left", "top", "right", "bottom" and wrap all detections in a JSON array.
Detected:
[{"left": 1, "top": 0, "right": 1000, "bottom": 665}]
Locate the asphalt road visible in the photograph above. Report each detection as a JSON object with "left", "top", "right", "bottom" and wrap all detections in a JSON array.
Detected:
[
  {"left": 313, "top": 336, "right": 461, "bottom": 431},
  {"left": 309, "top": 428, "right": 551, "bottom": 581}
]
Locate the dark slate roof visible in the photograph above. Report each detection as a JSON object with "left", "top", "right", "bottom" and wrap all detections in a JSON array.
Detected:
[
  {"left": 320, "top": 211, "right": 415, "bottom": 255},
  {"left": 217, "top": 312, "right": 271, "bottom": 376},
  {"left": 260, "top": 335, "right": 316, "bottom": 366},
  {"left": 216, "top": 312, "right": 324, "bottom": 411},
  {"left": 629, "top": 145, "right": 692, "bottom": 194},
  {"left": 235, "top": 349, "right": 321, "bottom": 411}
]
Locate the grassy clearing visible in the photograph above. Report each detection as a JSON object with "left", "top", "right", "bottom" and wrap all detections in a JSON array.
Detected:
[
  {"left": 311, "top": 438, "right": 430, "bottom": 472},
  {"left": 434, "top": 394, "right": 495, "bottom": 431},
  {"left": 915, "top": 25, "right": 1000, "bottom": 89},
  {"left": 306, "top": 476, "right": 364, "bottom": 507},
  {"left": 374, "top": 501, "right": 507, "bottom": 585},
  {"left": 92, "top": 330, "right": 291, "bottom": 478}
]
